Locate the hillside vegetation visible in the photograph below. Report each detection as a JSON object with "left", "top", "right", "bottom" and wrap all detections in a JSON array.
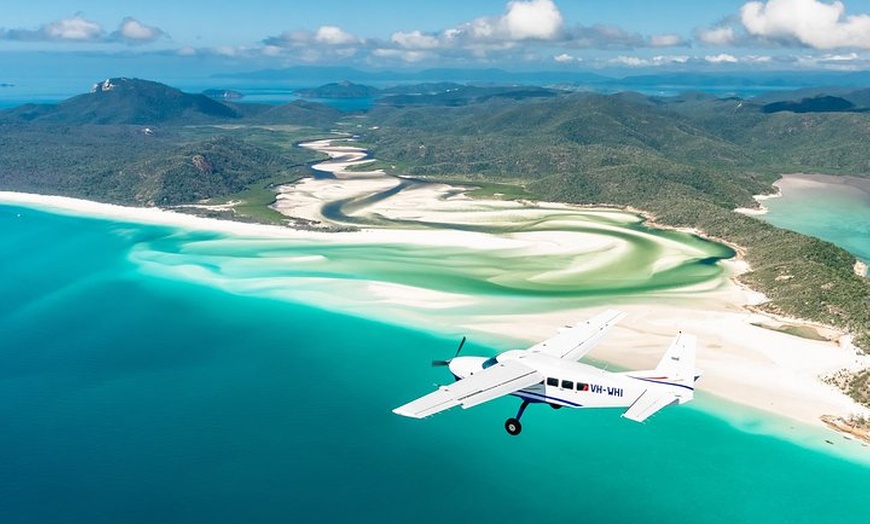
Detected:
[
  {"left": 360, "top": 92, "right": 870, "bottom": 352},
  {"left": 0, "top": 78, "right": 340, "bottom": 214}
]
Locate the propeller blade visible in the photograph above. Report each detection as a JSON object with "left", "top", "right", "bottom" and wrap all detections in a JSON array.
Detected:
[
  {"left": 454, "top": 336, "right": 467, "bottom": 358},
  {"left": 432, "top": 337, "right": 466, "bottom": 367}
]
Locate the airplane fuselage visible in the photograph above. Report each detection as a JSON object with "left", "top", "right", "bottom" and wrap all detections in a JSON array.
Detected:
[{"left": 449, "top": 350, "right": 688, "bottom": 411}]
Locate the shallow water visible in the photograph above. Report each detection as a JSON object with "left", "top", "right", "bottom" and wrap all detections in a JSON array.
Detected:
[
  {"left": 761, "top": 174, "right": 870, "bottom": 265},
  {"left": 1, "top": 204, "right": 868, "bottom": 524}
]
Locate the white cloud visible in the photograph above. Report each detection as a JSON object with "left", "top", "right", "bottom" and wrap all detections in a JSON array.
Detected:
[
  {"left": 740, "top": 0, "right": 870, "bottom": 49},
  {"left": 372, "top": 48, "right": 432, "bottom": 62},
  {"left": 696, "top": 26, "right": 736, "bottom": 45},
  {"left": 1, "top": 14, "right": 167, "bottom": 45},
  {"left": 113, "top": 17, "right": 165, "bottom": 43},
  {"left": 257, "top": 0, "right": 681, "bottom": 66},
  {"left": 261, "top": 45, "right": 282, "bottom": 57},
  {"left": 214, "top": 46, "right": 240, "bottom": 57},
  {"left": 796, "top": 51, "right": 870, "bottom": 69},
  {"left": 610, "top": 55, "right": 650, "bottom": 67},
  {"left": 391, "top": 30, "right": 440, "bottom": 50},
  {"left": 554, "top": 52, "right": 576, "bottom": 63},
  {"left": 502, "top": 0, "right": 564, "bottom": 39},
  {"left": 314, "top": 25, "right": 359, "bottom": 45},
  {"left": 263, "top": 25, "right": 361, "bottom": 48},
  {"left": 746, "top": 54, "right": 773, "bottom": 62},
  {"left": 609, "top": 54, "right": 692, "bottom": 67},
  {"left": 705, "top": 53, "right": 739, "bottom": 63},
  {"left": 818, "top": 51, "right": 860, "bottom": 61},
  {"left": 652, "top": 54, "right": 690, "bottom": 64},
  {"left": 650, "top": 34, "right": 685, "bottom": 47},
  {"left": 43, "top": 15, "right": 103, "bottom": 41},
  {"left": 458, "top": 0, "right": 564, "bottom": 42}
]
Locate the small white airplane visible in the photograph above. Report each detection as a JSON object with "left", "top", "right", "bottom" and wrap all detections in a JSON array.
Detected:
[{"left": 393, "top": 310, "right": 698, "bottom": 435}]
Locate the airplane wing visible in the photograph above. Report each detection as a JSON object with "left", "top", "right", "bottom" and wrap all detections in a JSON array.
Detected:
[
  {"left": 527, "top": 309, "right": 625, "bottom": 361},
  {"left": 393, "top": 361, "right": 543, "bottom": 419},
  {"left": 621, "top": 390, "right": 679, "bottom": 423}
]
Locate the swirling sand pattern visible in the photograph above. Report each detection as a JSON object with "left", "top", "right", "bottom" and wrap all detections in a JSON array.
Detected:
[{"left": 129, "top": 139, "right": 733, "bottom": 319}]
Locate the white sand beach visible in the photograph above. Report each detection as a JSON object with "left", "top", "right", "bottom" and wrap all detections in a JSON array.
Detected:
[
  {"left": 734, "top": 187, "right": 781, "bottom": 216},
  {"left": 2, "top": 141, "right": 868, "bottom": 438}
]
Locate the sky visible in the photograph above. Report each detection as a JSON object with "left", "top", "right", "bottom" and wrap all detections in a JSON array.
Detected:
[{"left": 4, "top": 0, "right": 870, "bottom": 78}]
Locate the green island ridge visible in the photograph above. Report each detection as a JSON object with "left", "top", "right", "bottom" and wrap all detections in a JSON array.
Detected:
[{"left": 0, "top": 78, "right": 868, "bottom": 411}]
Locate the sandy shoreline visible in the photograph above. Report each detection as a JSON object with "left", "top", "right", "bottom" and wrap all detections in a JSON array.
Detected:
[
  {"left": 738, "top": 173, "right": 870, "bottom": 217},
  {"left": 3, "top": 149, "right": 869, "bottom": 448},
  {"left": 734, "top": 186, "right": 781, "bottom": 216},
  {"left": 775, "top": 172, "right": 870, "bottom": 196}
]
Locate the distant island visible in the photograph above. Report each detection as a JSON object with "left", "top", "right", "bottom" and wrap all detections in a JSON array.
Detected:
[
  {"left": 295, "top": 80, "right": 381, "bottom": 99},
  {"left": 293, "top": 80, "right": 562, "bottom": 106},
  {"left": 762, "top": 95, "right": 859, "bottom": 114},
  {"left": 202, "top": 89, "right": 244, "bottom": 100},
  {"left": 0, "top": 77, "right": 868, "bottom": 414}
]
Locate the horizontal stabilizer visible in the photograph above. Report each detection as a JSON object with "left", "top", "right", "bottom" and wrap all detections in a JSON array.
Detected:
[{"left": 622, "top": 390, "right": 679, "bottom": 423}]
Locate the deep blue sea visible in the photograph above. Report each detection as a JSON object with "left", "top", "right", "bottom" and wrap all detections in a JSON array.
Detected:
[{"left": 1, "top": 204, "right": 868, "bottom": 524}]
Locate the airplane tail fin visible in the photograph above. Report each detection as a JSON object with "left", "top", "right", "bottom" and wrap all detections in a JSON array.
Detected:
[
  {"left": 622, "top": 333, "right": 698, "bottom": 422},
  {"left": 654, "top": 332, "right": 697, "bottom": 402}
]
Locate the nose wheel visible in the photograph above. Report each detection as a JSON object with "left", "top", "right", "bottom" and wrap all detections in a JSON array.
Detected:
[{"left": 505, "top": 400, "right": 530, "bottom": 436}]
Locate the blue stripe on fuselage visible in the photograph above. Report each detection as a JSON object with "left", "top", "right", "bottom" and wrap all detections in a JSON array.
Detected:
[
  {"left": 512, "top": 389, "right": 583, "bottom": 407},
  {"left": 628, "top": 376, "right": 694, "bottom": 392}
]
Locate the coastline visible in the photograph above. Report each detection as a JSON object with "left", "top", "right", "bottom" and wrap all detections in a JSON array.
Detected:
[
  {"left": 734, "top": 185, "right": 782, "bottom": 216},
  {"left": 3, "top": 148, "right": 870, "bottom": 449}
]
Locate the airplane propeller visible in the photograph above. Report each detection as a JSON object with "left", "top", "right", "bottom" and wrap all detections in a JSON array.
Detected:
[{"left": 432, "top": 336, "right": 466, "bottom": 367}]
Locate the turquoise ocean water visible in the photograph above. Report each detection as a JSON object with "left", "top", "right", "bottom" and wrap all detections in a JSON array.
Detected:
[
  {"left": 1, "top": 204, "right": 869, "bottom": 524},
  {"left": 760, "top": 175, "right": 870, "bottom": 265}
]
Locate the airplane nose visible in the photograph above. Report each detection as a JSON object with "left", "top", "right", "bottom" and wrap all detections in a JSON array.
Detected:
[{"left": 448, "top": 356, "right": 487, "bottom": 380}]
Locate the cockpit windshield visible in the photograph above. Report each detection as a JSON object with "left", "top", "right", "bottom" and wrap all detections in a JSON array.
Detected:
[{"left": 482, "top": 356, "right": 499, "bottom": 369}]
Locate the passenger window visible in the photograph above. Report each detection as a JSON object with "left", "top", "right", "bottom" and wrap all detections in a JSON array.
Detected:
[
  {"left": 561, "top": 379, "right": 574, "bottom": 389},
  {"left": 577, "top": 383, "right": 589, "bottom": 391},
  {"left": 546, "top": 377, "right": 558, "bottom": 387}
]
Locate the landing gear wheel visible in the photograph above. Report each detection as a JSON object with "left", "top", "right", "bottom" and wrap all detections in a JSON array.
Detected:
[
  {"left": 549, "top": 403, "right": 562, "bottom": 410},
  {"left": 505, "top": 417, "right": 522, "bottom": 436}
]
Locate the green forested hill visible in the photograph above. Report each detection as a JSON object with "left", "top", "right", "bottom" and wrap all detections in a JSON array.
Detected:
[
  {"left": 119, "top": 136, "right": 304, "bottom": 206},
  {"left": 295, "top": 81, "right": 381, "bottom": 99},
  {"left": 247, "top": 100, "right": 344, "bottom": 127},
  {"left": 0, "top": 78, "right": 345, "bottom": 129},
  {"left": 365, "top": 94, "right": 774, "bottom": 207},
  {"left": 0, "top": 78, "right": 242, "bottom": 125},
  {"left": 0, "top": 125, "right": 317, "bottom": 206},
  {"left": 0, "top": 79, "right": 342, "bottom": 208}
]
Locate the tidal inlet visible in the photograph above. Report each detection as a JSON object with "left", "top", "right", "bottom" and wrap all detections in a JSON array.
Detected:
[{"left": 137, "top": 138, "right": 733, "bottom": 336}]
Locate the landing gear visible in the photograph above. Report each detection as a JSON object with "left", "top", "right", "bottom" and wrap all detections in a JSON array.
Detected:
[
  {"left": 549, "top": 403, "right": 562, "bottom": 410},
  {"left": 505, "top": 400, "right": 530, "bottom": 436},
  {"left": 505, "top": 418, "right": 522, "bottom": 435}
]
